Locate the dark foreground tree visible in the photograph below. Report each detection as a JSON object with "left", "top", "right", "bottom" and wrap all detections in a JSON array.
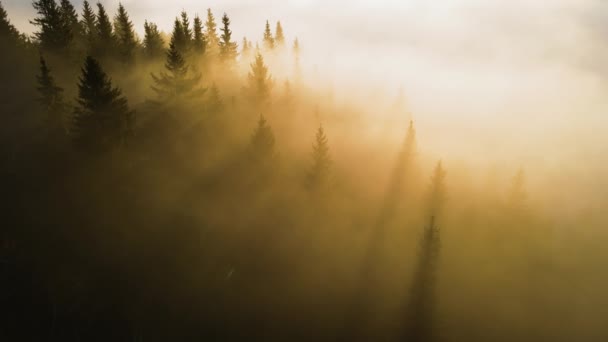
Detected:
[
  {"left": 71, "top": 56, "right": 134, "bottom": 153},
  {"left": 32, "top": 0, "right": 71, "bottom": 53}
]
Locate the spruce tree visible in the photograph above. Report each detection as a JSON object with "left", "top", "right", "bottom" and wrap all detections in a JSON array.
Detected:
[
  {"left": 219, "top": 13, "right": 238, "bottom": 64},
  {"left": 71, "top": 56, "right": 134, "bottom": 153},
  {"left": 275, "top": 21, "right": 285, "bottom": 48},
  {"left": 404, "top": 160, "right": 446, "bottom": 342},
  {"left": 263, "top": 20, "right": 274, "bottom": 50},
  {"left": 192, "top": 15, "right": 206, "bottom": 55},
  {"left": 249, "top": 114, "right": 275, "bottom": 164},
  {"left": 306, "top": 125, "right": 332, "bottom": 190},
  {"left": 170, "top": 18, "right": 188, "bottom": 56},
  {"left": 80, "top": 1, "right": 97, "bottom": 54},
  {"left": 113, "top": 3, "right": 137, "bottom": 64},
  {"left": 143, "top": 20, "right": 164, "bottom": 60},
  {"left": 246, "top": 52, "right": 273, "bottom": 105},
  {"left": 151, "top": 40, "right": 205, "bottom": 103},
  {"left": 0, "top": 2, "right": 20, "bottom": 45},
  {"left": 59, "top": 0, "right": 79, "bottom": 44},
  {"left": 37, "top": 55, "right": 65, "bottom": 133},
  {"left": 204, "top": 9, "right": 219, "bottom": 59},
  {"left": 180, "top": 11, "right": 192, "bottom": 48},
  {"left": 31, "top": 0, "right": 71, "bottom": 53},
  {"left": 95, "top": 3, "right": 115, "bottom": 57}
]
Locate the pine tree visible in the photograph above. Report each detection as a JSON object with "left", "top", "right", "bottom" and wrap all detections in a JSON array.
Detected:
[
  {"left": 293, "top": 37, "right": 302, "bottom": 82},
  {"left": 204, "top": 9, "right": 219, "bottom": 59},
  {"left": 275, "top": 21, "right": 285, "bottom": 48},
  {"left": 71, "top": 56, "right": 134, "bottom": 153},
  {"left": 170, "top": 17, "right": 188, "bottom": 56},
  {"left": 192, "top": 15, "right": 206, "bottom": 55},
  {"left": 219, "top": 13, "right": 238, "bottom": 64},
  {"left": 263, "top": 20, "right": 274, "bottom": 50},
  {"left": 180, "top": 11, "right": 192, "bottom": 47},
  {"left": 143, "top": 20, "right": 164, "bottom": 60},
  {"left": 113, "top": 3, "right": 137, "bottom": 64},
  {"left": 151, "top": 40, "right": 205, "bottom": 103},
  {"left": 241, "top": 37, "right": 251, "bottom": 60},
  {"left": 246, "top": 52, "right": 272, "bottom": 105},
  {"left": 37, "top": 55, "right": 65, "bottom": 133},
  {"left": 206, "top": 83, "right": 223, "bottom": 114},
  {"left": 59, "top": 0, "right": 79, "bottom": 43},
  {"left": 31, "top": 0, "right": 71, "bottom": 53},
  {"left": 249, "top": 114, "right": 275, "bottom": 163},
  {"left": 306, "top": 125, "right": 332, "bottom": 190},
  {"left": 0, "top": 2, "right": 20, "bottom": 45},
  {"left": 95, "top": 3, "right": 115, "bottom": 57},
  {"left": 404, "top": 160, "right": 446, "bottom": 342},
  {"left": 80, "top": 1, "right": 97, "bottom": 54}
]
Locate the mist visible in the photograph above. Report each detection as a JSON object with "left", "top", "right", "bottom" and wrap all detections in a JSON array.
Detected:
[{"left": 1, "top": 0, "right": 608, "bottom": 341}]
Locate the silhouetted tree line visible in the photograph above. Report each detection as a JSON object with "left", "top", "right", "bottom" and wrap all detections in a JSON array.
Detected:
[{"left": 0, "top": 1, "right": 551, "bottom": 342}]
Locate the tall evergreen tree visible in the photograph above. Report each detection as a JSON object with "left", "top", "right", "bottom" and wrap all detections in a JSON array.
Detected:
[
  {"left": 306, "top": 125, "right": 332, "bottom": 190},
  {"left": 293, "top": 37, "right": 302, "bottom": 82},
  {"left": 262, "top": 20, "right": 274, "bottom": 50},
  {"left": 80, "top": 1, "right": 97, "bottom": 54},
  {"left": 37, "top": 55, "right": 65, "bottom": 132},
  {"left": 246, "top": 52, "right": 272, "bottom": 105},
  {"left": 71, "top": 56, "right": 134, "bottom": 153},
  {"left": 113, "top": 3, "right": 137, "bottom": 64},
  {"left": 204, "top": 9, "right": 219, "bottom": 59},
  {"left": 59, "top": 0, "right": 79, "bottom": 43},
  {"left": 143, "top": 20, "right": 164, "bottom": 60},
  {"left": 192, "top": 15, "right": 206, "bottom": 55},
  {"left": 249, "top": 114, "right": 275, "bottom": 164},
  {"left": 275, "top": 21, "right": 285, "bottom": 48},
  {"left": 404, "top": 160, "right": 446, "bottom": 342},
  {"left": 151, "top": 40, "right": 204, "bottom": 103},
  {"left": 95, "top": 3, "right": 115, "bottom": 57},
  {"left": 180, "top": 11, "right": 192, "bottom": 47},
  {"left": 31, "top": 0, "right": 71, "bottom": 53},
  {"left": 0, "top": 2, "right": 20, "bottom": 45},
  {"left": 219, "top": 13, "right": 238, "bottom": 64},
  {"left": 170, "top": 18, "right": 188, "bottom": 56},
  {"left": 241, "top": 37, "right": 251, "bottom": 60}
]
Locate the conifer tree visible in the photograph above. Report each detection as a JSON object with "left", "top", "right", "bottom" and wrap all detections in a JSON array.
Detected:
[
  {"left": 37, "top": 55, "right": 65, "bottom": 132},
  {"left": 113, "top": 3, "right": 137, "bottom": 64},
  {"left": 151, "top": 40, "right": 204, "bottom": 103},
  {"left": 204, "top": 9, "right": 219, "bottom": 59},
  {"left": 180, "top": 11, "right": 192, "bottom": 46},
  {"left": 59, "top": 0, "right": 79, "bottom": 43},
  {"left": 306, "top": 125, "right": 332, "bottom": 190},
  {"left": 143, "top": 20, "right": 164, "bottom": 60},
  {"left": 206, "top": 83, "right": 223, "bottom": 114},
  {"left": 95, "top": 3, "right": 115, "bottom": 57},
  {"left": 219, "top": 13, "right": 238, "bottom": 64},
  {"left": 71, "top": 56, "right": 134, "bottom": 153},
  {"left": 192, "top": 15, "right": 206, "bottom": 55},
  {"left": 275, "top": 21, "right": 285, "bottom": 48},
  {"left": 404, "top": 160, "right": 446, "bottom": 342},
  {"left": 293, "top": 37, "right": 302, "bottom": 82},
  {"left": 0, "top": 2, "right": 20, "bottom": 45},
  {"left": 246, "top": 52, "right": 273, "bottom": 105},
  {"left": 249, "top": 114, "right": 275, "bottom": 164},
  {"left": 80, "top": 1, "right": 97, "bottom": 54},
  {"left": 241, "top": 37, "right": 251, "bottom": 60},
  {"left": 263, "top": 20, "right": 274, "bottom": 50},
  {"left": 32, "top": 0, "right": 71, "bottom": 53},
  {"left": 170, "top": 18, "right": 188, "bottom": 56}
]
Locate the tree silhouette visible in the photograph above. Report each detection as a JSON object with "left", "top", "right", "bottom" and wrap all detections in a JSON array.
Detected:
[
  {"left": 59, "top": 0, "right": 79, "bottom": 48},
  {"left": 306, "top": 125, "right": 332, "bottom": 190},
  {"left": 404, "top": 161, "right": 447, "bottom": 342},
  {"left": 151, "top": 40, "right": 205, "bottom": 104},
  {"left": 205, "top": 9, "right": 219, "bottom": 60},
  {"left": 71, "top": 56, "right": 134, "bottom": 153},
  {"left": 37, "top": 55, "right": 66, "bottom": 135},
  {"left": 143, "top": 20, "right": 164, "bottom": 60},
  {"left": 31, "top": 0, "right": 71, "bottom": 53},
  {"left": 275, "top": 21, "right": 285, "bottom": 48},
  {"left": 219, "top": 13, "right": 238, "bottom": 64},
  {"left": 246, "top": 52, "right": 273, "bottom": 106},
  {"left": 249, "top": 114, "right": 275, "bottom": 164},
  {"left": 0, "top": 2, "right": 20, "bottom": 45},
  {"left": 241, "top": 37, "right": 252, "bottom": 61},
  {"left": 113, "top": 3, "right": 137, "bottom": 64},
  {"left": 192, "top": 14, "right": 206, "bottom": 55},
  {"left": 170, "top": 17, "right": 188, "bottom": 57},
  {"left": 95, "top": 3, "right": 115, "bottom": 58},
  {"left": 80, "top": 1, "right": 97, "bottom": 55},
  {"left": 181, "top": 11, "right": 192, "bottom": 46},
  {"left": 263, "top": 20, "right": 274, "bottom": 50},
  {"left": 206, "top": 83, "right": 224, "bottom": 114}
]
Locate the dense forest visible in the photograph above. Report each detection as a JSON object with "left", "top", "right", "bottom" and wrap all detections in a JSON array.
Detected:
[{"left": 1, "top": 1, "right": 607, "bottom": 341}]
